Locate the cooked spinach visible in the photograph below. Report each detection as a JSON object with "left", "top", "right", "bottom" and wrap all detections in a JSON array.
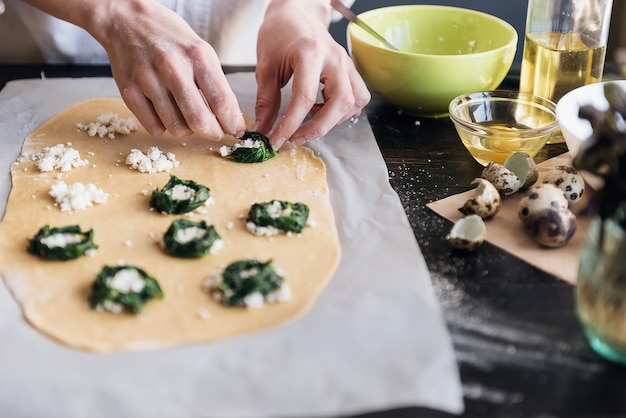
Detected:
[
  {"left": 247, "top": 200, "right": 310, "bottom": 233},
  {"left": 88, "top": 265, "right": 164, "bottom": 314},
  {"left": 150, "top": 175, "right": 211, "bottom": 214},
  {"left": 228, "top": 131, "right": 278, "bottom": 163},
  {"left": 163, "top": 218, "right": 221, "bottom": 258},
  {"left": 215, "top": 259, "right": 284, "bottom": 307},
  {"left": 28, "top": 225, "right": 98, "bottom": 261}
]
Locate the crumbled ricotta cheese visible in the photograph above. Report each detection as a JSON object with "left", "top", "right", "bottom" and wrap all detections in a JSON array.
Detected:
[
  {"left": 76, "top": 112, "right": 137, "bottom": 139},
  {"left": 219, "top": 138, "right": 263, "bottom": 157},
  {"left": 243, "top": 292, "right": 265, "bottom": 309},
  {"left": 36, "top": 144, "right": 88, "bottom": 172},
  {"left": 246, "top": 222, "right": 281, "bottom": 237},
  {"left": 266, "top": 284, "right": 292, "bottom": 304},
  {"left": 165, "top": 184, "right": 195, "bottom": 200},
  {"left": 48, "top": 180, "right": 109, "bottom": 212},
  {"left": 175, "top": 226, "right": 206, "bottom": 244},
  {"left": 209, "top": 239, "right": 224, "bottom": 255},
  {"left": 125, "top": 147, "right": 179, "bottom": 174},
  {"left": 101, "top": 300, "right": 124, "bottom": 314},
  {"left": 107, "top": 269, "right": 146, "bottom": 293},
  {"left": 40, "top": 233, "right": 84, "bottom": 248}
]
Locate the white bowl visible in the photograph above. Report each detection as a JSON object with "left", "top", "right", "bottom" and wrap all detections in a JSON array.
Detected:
[
  {"left": 556, "top": 80, "right": 626, "bottom": 189},
  {"left": 557, "top": 80, "right": 626, "bottom": 156}
]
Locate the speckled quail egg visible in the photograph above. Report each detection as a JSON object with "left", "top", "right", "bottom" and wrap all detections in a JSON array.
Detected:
[
  {"left": 504, "top": 151, "right": 538, "bottom": 190},
  {"left": 481, "top": 162, "right": 522, "bottom": 196},
  {"left": 459, "top": 178, "right": 502, "bottom": 219},
  {"left": 529, "top": 207, "right": 577, "bottom": 248},
  {"left": 446, "top": 214, "right": 487, "bottom": 251},
  {"left": 518, "top": 183, "right": 569, "bottom": 226},
  {"left": 542, "top": 166, "right": 585, "bottom": 207}
]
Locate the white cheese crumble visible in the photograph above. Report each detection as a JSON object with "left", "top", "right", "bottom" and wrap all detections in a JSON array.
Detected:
[
  {"left": 49, "top": 180, "right": 109, "bottom": 212},
  {"left": 126, "top": 147, "right": 179, "bottom": 174},
  {"left": 219, "top": 138, "right": 262, "bottom": 157},
  {"left": 210, "top": 239, "right": 224, "bottom": 255},
  {"left": 198, "top": 308, "right": 210, "bottom": 319},
  {"left": 35, "top": 144, "right": 88, "bottom": 172},
  {"left": 165, "top": 184, "right": 195, "bottom": 200},
  {"left": 76, "top": 113, "right": 138, "bottom": 139},
  {"left": 246, "top": 222, "right": 281, "bottom": 237},
  {"left": 107, "top": 269, "right": 146, "bottom": 293},
  {"left": 203, "top": 268, "right": 291, "bottom": 309},
  {"left": 175, "top": 226, "right": 206, "bottom": 244},
  {"left": 40, "top": 233, "right": 83, "bottom": 248}
]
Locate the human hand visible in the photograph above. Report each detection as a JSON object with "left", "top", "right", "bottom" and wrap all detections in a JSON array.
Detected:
[
  {"left": 90, "top": 0, "right": 247, "bottom": 139},
  {"left": 254, "top": 0, "right": 370, "bottom": 149}
]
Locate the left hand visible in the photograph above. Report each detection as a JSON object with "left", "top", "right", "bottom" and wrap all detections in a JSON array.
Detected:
[{"left": 254, "top": 0, "right": 370, "bottom": 149}]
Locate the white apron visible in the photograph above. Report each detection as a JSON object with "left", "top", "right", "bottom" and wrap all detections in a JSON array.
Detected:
[{"left": 4, "top": 0, "right": 270, "bottom": 65}]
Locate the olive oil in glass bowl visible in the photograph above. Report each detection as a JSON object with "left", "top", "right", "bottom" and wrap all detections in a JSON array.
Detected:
[{"left": 449, "top": 90, "right": 559, "bottom": 166}]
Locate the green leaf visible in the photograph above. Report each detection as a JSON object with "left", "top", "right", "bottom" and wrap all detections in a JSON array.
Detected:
[
  {"left": 247, "top": 200, "right": 310, "bottom": 233},
  {"left": 228, "top": 131, "right": 278, "bottom": 163},
  {"left": 150, "top": 175, "right": 211, "bottom": 214},
  {"left": 163, "top": 218, "right": 221, "bottom": 258},
  {"left": 215, "top": 259, "right": 284, "bottom": 307},
  {"left": 88, "top": 265, "right": 164, "bottom": 314},
  {"left": 28, "top": 225, "right": 98, "bottom": 261}
]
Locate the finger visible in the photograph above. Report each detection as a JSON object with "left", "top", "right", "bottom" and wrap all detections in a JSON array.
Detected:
[
  {"left": 133, "top": 69, "right": 195, "bottom": 138},
  {"left": 299, "top": 65, "right": 370, "bottom": 139},
  {"left": 269, "top": 61, "right": 322, "bottom": 147},
  {"left": 152, "top": 51, "right": 228, "bottom": 139},
  {"left": 120, "top": 84, "right": 167, "bottom": 137},
  {"left": 152, "top": 92, "right": 194, "bottom": 137},
  {"left": 290, "top": 70, "right": 355, "bottom": 145},
  {"left": 196, "top": 69, "right": 246, "bottom": 138},
  {"left": 254, "top": 64, "right": 285, "bottom": 144}
]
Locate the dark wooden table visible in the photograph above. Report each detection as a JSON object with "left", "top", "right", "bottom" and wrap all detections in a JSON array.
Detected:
[{"left": 2, "top": 64, "right": 626, "bottom": 417}]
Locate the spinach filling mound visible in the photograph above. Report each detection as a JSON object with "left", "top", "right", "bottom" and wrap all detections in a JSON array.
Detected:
[
  {"left": 89, "top": 265, "right": 164, "bottom": 314},
  {"left": 28, "top": 225, "right": 98, "bottom": 261},
  {"left": 150, "top": 175, "right": 211, "bottom": 214},
  {"left": 221, "top": 131, "right": 278, "bottom": 163},
  {"left": 163, "top": 218, "right": 223, "bottom": 258},
  {"left": 206, "top": 259, "right": 290, "bottom": 308},
  {"left": 246, "top": 200, "right": 310, "bottom": 236}
]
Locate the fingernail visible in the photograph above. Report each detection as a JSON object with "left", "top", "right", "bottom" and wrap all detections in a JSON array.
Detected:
[
  {"left": 271, "top": 137, "right": 287, "bottom": 150},
  {"left": 235, "top": 129, "right": 246, "bottom": 138},
  {"left": 292, "top": 136, "right": 307, "bottom": 146}
]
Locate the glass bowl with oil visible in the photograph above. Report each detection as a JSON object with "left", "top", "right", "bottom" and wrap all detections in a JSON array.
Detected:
[{"left": 449, "top": 90, "right": 559, "bottom": 166}]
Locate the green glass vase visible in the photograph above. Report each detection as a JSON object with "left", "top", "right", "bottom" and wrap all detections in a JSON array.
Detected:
[{"left": 576, "top": 206, "right": 626, "bottom": 364}]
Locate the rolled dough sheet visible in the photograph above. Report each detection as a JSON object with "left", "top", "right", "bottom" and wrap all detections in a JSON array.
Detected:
[{"left": 0, "top": 98, "right": 341, "bottom": 352}]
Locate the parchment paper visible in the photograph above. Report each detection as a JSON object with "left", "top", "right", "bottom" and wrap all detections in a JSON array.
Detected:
[
  {"left": 428, "top": 153, "right": 591, "bottom": 285},
  {"left": 0, "top": 74, "right": 463, "bottom": 417}
]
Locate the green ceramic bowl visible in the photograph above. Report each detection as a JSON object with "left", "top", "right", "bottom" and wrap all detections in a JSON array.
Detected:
[{"left": 347, "top": 5, "right": 518, "bottom": 117}]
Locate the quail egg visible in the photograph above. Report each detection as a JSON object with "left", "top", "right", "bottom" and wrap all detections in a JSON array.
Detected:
[
  {"left": 504, "top": 151, "right": 538, "bottom": 189},
  {"left": 481, "top": 162, "right": 521, "bottom": 196},
  {"left": 529, "top": 207, "right": 577, "bottom": 248},
  {"left": 518, "top": 183, "right": 569, "bottom": 226},
  {"left": 459, "top": 178, "right": 502, "bottom": 219},
  {"left": 542, "top": 166, "right": 585, "bottom": 207},
  {"left": 446, "top": 215, "right": 487, "bottom": 251}
]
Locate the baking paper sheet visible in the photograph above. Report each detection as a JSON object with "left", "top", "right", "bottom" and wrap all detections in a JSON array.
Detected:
[
  {"left": 0, "top": 74, "right": 463, "bottom": 417},
  {"left": 428, "top": 153, "right": 591, "bottom": 285}
]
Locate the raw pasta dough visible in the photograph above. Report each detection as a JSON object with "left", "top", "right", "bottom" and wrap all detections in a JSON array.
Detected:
[{"left": 0, "top": 98, "right": 341, "bottom": 352}]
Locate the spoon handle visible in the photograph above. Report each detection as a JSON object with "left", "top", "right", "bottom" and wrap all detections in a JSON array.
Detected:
[{"left": 330, "top": 0, "right": 399, "bottom": 51}]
